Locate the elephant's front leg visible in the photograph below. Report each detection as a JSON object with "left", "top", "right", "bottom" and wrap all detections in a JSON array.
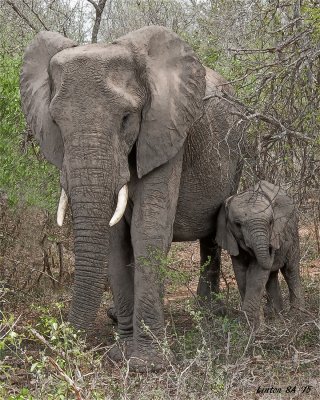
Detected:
[
  {"left": 265, "top": 270, "right": 284, "bottom": 315},
  {"left": 107, "top": 219, "right": 134, "bottom": 361},
  {"left": 281, "top": 264, "right": 305, "bottom": 310},
  {"left": 281, "top": 242, "right": 304, "bottom": 309},
  {"left": 130, "top": 151, "right": 183, "bottom": 371},
  {"left": 231, "top": 255, "right": 247, "bottom": 301},
  {"left": 242, "top": 262, "right": 270, "bottom": 328}
]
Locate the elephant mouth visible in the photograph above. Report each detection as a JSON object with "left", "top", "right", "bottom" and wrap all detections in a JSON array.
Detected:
[
  {"left": 247, "top": 247, "right": 255, "bottom": 257},
  {"left": 243, "top": 244, "right": 275, "bottom": 262},
  {"left": 269, "top": 246, "right": 276, "bottom": 261},
  {"left": 56, "top": 184, "right": 129, "bottom": 227},
  {"left": 239, "top": 240, "right": 254, "bottom": 256}
]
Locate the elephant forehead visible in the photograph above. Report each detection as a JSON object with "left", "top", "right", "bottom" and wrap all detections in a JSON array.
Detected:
[
  {"left": 50, "top": 44, "right": 137, "bottom": 86},
  {"left": 231, "top": 193, "right": 272, "bottom": 216},
  {"left": 104, "top": 76, "right": 142, "bottom": 105},
  {"left": 248, "top": 202, "right": 273, "bottom": 215},
  {"left": 50, "top": 44, "right": 142, "bottom": 105},
  {"left": 51, "top": 43, "right": 132, "bottom": 67}
]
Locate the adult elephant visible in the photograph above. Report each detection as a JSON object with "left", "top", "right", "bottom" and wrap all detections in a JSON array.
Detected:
[{"left": 21, "top": 26, "right": 244, "bottom": 370}]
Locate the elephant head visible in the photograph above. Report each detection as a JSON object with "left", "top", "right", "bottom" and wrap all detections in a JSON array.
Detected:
[
  {"left": 216, "top": 181, "right": 294, "bottom": 269},
  {"left": 20, "top": 26, "right": 205, "bottom": 331}
]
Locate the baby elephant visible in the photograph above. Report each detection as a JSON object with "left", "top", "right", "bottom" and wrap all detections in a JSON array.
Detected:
[{"left": 216, "top": 180, "right": 304, "bottom": 326}]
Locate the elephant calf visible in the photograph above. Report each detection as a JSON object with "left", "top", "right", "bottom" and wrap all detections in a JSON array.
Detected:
[{"left": 216, "top": 180, "right": 304, "bottom": 326}]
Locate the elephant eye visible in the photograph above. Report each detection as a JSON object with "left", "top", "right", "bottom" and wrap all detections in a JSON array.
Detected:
[
  {"left": 235, "top": 222, "right": 241, "bottom": 228},
  {"left": 121, "top": 113, "right": 130, "bottom": 129}
]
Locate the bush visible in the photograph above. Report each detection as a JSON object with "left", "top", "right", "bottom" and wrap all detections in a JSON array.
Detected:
[{"left": 0, "top": 54, "right": 59, "bottom": 212}]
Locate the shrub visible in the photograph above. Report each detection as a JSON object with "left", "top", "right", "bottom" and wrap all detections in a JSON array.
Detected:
[{"left": 0, "top": 54, "right": 59, "bottom": 212}]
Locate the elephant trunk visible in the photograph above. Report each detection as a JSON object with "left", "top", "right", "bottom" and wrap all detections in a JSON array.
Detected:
[
  {"left": 68, "top": 188, "right": 111, "bottom": 330},
  {"left": 65, "top": 135, "right": 117, "bottom": 331},
  {"left": 247, "top": 220, "right": 273, "bottom": 270}
]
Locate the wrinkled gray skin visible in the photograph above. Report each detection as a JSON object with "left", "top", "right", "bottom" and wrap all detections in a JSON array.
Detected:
[
  {"left": 20, "top": 26, "right": 243, "bottom": 370},
  {"left": 216, "top": 181, "right": 304, "bottom": 327}
]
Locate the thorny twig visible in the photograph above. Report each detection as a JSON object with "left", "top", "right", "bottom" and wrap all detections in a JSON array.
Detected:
[
  {"left": 204, "top": 91, "right": 313, "bottom": 143},
  {"left": 48, "top": 356, "right": 84, "bottom": 400}
]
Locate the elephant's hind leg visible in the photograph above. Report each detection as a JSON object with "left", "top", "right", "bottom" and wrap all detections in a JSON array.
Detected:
[
  {"left": 197, "top": 236, "right": 225, "bottom": 314},
  {"left": 197, "top": 236, "right": 221, "bottom": 297}
]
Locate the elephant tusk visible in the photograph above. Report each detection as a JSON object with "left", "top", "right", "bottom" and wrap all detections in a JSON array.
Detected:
[
  {"left": 57, "top": 188, "right": 68, "bottom": 227},
  {"left": 109, "top": 185, "right": 128, "bottom": 227}
]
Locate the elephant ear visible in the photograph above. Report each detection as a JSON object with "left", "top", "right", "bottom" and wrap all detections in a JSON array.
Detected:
[
  {"left": 256, "top": 181, "right": 295, "bottom": 250},
  {"left": 115, "top": 26, "right": 206, "bottom": 178},
  {"left": 271, "top": 192, "right": 295, "bottom": 250},
  {"left": 20, "top": 31, "right": 76, "bottom": 169},
  {"left": 215, "top": 203, "right": 239, "bottom": 256}
]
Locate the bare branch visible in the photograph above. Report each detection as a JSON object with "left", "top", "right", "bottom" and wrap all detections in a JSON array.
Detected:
[
  {"left": 48, "top": 357, "right": 84, "bottom": 400},
  {"left": 87, "top": 0, "right": 107, "bottom": 43},
  {"left": 5, "top": 0, "right": 38, "bottom": 32},
  {"left": 228, "top": 28, "right": 312, "bottom": 55},
  {"left": 204, "top": 91, "right": 313, "bottom": 143},
  {"left": 21, "top": 0, "right": 49, "bottom": 31},
  {"left": 86, "top": 0, "right": 99, "bottom": 11}
]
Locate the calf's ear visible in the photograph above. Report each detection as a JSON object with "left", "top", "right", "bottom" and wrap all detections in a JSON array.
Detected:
[
  {"left": 216, "top": 204, "right": 239, "bottom": 256},
  {"left": 271, "top": 195, "right": 295, "bottom": 250},
  {"left": 257, "top": 181, "right": 295, "bottom": 250}
]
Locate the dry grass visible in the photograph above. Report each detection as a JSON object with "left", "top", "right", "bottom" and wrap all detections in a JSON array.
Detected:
[{"left": 0, "top": 208, "right": 319, "bottom": 399}]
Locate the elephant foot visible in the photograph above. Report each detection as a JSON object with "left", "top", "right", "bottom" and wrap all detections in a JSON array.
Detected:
[
  {"left": 197, "top": 296, "right": 227, "bottom": 317},
  {"left": 264, "top": 303, "right": 284, "bottom": 319},
  {"left": 209, "top": 298, "right": 227, "bottom": 316},
  {"left": 241, "top": 309, "right": 264, "bottom": 331},
  {"left": 264, "top": 305, "right": 276, "bottom": 319},
  {"left": 107, "top": 306, "right": 118, "bottom": 324},
  {"left": 128, "top": 349, "right": 174, "bottom": 373},
  {"left": 107, "top": 338, "right": 133, "bottom": 362},
  {"left": 288, "top": 302, "right": 305, "bottom": 321},
  {"left": 290, "top": 298, "right": 305, "bottom": 312}
]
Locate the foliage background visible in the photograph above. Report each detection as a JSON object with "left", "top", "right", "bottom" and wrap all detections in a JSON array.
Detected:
[
  {"left": 0, "top": 0, "right": 319, "bottom": 399},
  {"left": 1, "top": 0, "right": 319, "bottom": 209}
]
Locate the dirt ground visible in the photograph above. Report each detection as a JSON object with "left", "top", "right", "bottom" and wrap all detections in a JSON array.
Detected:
[{"left": 0, "top": 206, "right": 319, "bottom": 399}]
